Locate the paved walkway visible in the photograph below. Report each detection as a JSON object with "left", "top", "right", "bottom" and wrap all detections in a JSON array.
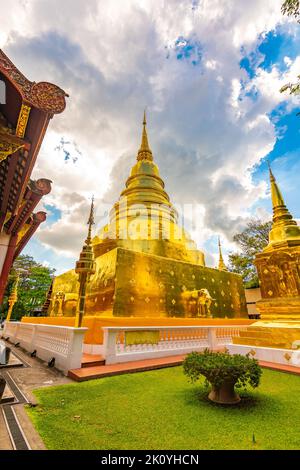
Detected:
[{"left": 0, "top": 342, "right": 70, "bottom": 450}]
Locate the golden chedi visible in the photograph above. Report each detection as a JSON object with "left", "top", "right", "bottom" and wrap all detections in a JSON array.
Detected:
[
  {"left": 255, "top": 163, "right": 300, "bottom": 321},
  {"left": 232, "top": 163, "right": 300, "bottom": 351},
  {"left": 48, "top": 114, "right": 247, "bottom": 320}
]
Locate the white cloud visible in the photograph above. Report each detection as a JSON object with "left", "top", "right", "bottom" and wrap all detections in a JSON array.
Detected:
[{"left": 1, "top": 0, "right": 298, "bottom": 268}]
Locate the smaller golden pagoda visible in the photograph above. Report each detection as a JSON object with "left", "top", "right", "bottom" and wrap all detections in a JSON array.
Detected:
[
  {"left": 218, "top": 237, "right": 228, "bottom": 271},
  {"left": 6, "top": 274, "right": 19, "bottom": 322},
  {"left": 233, "top": 163, "right": 300, "bottom": 350},
  {"left": 74, "top": 198, "right": 96, "bottom": 327}
]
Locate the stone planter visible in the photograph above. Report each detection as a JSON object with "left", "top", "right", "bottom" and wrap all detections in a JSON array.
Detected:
[{"left": 208, "top": 380, "right": 241, "bottom": 405}]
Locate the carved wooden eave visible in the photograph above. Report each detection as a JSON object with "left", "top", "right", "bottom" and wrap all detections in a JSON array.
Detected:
[
  {"left": 5, "top": 178, "right": 52, "bottom": 236},
  {"left": 14, "top": 211, "right": 47, "bottom": 260},
  {"left": 0, "top": 49, "right": 68, "bottom": 116},
  {"left": 0, "top": 48, "right": 67, "bottom": 303}
]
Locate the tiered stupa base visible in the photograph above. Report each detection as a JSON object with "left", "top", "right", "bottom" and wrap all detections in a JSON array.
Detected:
[{"left": 228, "top": 319, "right": 300, "bottom": 367}]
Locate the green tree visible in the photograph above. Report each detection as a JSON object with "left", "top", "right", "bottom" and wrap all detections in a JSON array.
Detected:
[
  {"left": 280, "top": 1, "right": 300, "bottom": 105},
  {"left": 0, "top": 255, "right": 55, "bottom": 321},
  {"left": 228, "top": 219, "right": 272, "bottom": 288},
  {"left": 281, "top": 0, "right": 300, "bottom": 20}
]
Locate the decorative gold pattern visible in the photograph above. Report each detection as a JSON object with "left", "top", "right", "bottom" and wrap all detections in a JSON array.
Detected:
[{"left": 16, "top": 104, "right": 31, "bottom": 138}]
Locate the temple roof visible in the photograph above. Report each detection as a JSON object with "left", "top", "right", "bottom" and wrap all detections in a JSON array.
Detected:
[
  {"left": 0, "top": 49, "right": 67, "bottom": 302},
  {"left": 0, "top": 49, "right": 68, "bottom": 115}
]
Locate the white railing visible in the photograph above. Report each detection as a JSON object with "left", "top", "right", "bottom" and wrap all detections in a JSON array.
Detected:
[
  {"left": 103, "top": 325, "right": 247, "bottom": 365},
  {"left": 1, "top": 322, "right": 87, "bottom": 374}
]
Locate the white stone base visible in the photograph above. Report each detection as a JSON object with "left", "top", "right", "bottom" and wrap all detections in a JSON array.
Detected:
[
  {"left": 83, "top": 343, "right": 104, "bottom": 356},
  {"left": 227, "top": 344, "right": 300, "bottom": 366}
]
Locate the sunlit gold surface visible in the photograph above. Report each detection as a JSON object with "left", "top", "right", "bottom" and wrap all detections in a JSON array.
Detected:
[
  {"left": 234, "top": 165, "right": 300, "bottom": 350},
  {"left": 15, "top": 104, "right": 31, "bottom": 139},
  {"left": 255, "top": 164, "right": 300, "bottom": 321},
  {"left": 233, "top": 321, "right": 300, "bottom": 349},
  {"left": 74, "top": 198, "right": 96, "bottom": 328},
  {"left": 48, "top": 114, "right": 247, "bottom": 320},
  {"left": 218, "top": 237, "right": 227, "bottom": 271},
  {"left": 6, "top": 275, "right": 19, "bottom": 322},
  {"left": 264, "top": 163, "right": 300, "bottom": 251},
  {"left": 0, "top": 111, "right": 25, "bottom": 161}
]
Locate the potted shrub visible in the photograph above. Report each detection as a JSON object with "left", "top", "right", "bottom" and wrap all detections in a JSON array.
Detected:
[{"left": 183, "top": 349, "right": 262, "bottom": 405}]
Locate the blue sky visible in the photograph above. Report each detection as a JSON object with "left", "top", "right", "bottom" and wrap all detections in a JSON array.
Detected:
[{"left": 1, "top": 0, "right": 299, "bottom": 272}]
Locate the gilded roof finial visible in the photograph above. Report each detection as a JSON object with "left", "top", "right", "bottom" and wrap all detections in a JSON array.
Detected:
[
  {"left": 218, "top": 237, "right": 227, "bottom": 271},
  {"left": 137, "top": 109, "right": 153, "bottom": 161},
  {"left": 265, "top": 161, "right": 300, "bottom": 249},
  {"left": 85, "top": 195, "right": 95, "bottom": 246}
]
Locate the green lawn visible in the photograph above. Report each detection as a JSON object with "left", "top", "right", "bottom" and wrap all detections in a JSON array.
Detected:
[{"left": 27, "top": 367, "right": 300, "bottom": 450}]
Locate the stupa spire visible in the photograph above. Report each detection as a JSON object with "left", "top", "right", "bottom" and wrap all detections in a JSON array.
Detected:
[
  {"left": 218, "top": 237, "right": 227, "bottom": 271},
  {"left": 265, "top": 161, "right": 300, "bottom": 249},
  {"left": 75, "top": 196, "right": 96, "bottom": 328},
  {"left": 85, "top": 195, "right": 95, "bottom": 246},
  {"left": 268, "top": 160, "right": 285, "bottom": 208},
  {"left": 137, "top": 110, "right": 153, "bottom": 161}
]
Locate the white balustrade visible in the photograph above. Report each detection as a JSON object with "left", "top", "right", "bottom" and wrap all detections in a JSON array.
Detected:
[
  {"left": 1, "top": 322, "right": 87, "bottom": 374},
  {"left": 103, "top": 325, "right": 247, "bottom": 364}
]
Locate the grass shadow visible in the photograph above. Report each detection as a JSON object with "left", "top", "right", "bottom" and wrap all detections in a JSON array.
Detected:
[{"left": 182, "top": 385, "right": 270, "bottom": 411}]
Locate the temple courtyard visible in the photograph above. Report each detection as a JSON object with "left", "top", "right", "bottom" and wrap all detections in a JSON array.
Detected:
[
  {"left": 0, "top": 340, "right": 295, "bottom": 451},
  {"left": 26, "top": 366, "right": 300, "bottom": 450}
]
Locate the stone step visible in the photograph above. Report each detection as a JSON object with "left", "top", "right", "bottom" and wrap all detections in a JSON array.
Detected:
[
  {"left": 238, "top": 330, "right": 272, "bottom": 339},
  {"left": 233, "top": 337, "right": 288, "bottom": 348},
  {"left": 69, "top": 355, "right": 186, "bottom": 382},
  {"left": 81, "top": 354, "right": 105, "bottom": 368}
]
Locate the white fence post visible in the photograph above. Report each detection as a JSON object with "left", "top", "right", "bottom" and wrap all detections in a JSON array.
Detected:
[
  {"left": 103, "top": 328, "right": 118, "bottom": 365},
  {"left": 208, "top": 328, "right": 218, "bottom": 350},
  {"left": 66, "top": 328, "right": 87, "bottom": 372}
]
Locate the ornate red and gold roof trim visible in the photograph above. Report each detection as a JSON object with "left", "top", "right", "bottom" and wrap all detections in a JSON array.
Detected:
[{"left": 0, "top": 49, "right": 68, "bottom": 115}]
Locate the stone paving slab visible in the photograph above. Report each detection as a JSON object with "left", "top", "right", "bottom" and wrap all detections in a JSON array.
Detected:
[
  {"left": 0, "top": 408, "right": 13, "bottom": 450},
  {"left": 0, "top": 341, "right": 71, "bottom": 450}
]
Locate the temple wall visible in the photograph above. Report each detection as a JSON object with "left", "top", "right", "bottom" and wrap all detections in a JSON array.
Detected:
[
  {"left": 48, "top": 247, "right": 247, "bottom": 320},
  {"left": 112, "top": 248, "right": 248, "bottom": 318}
]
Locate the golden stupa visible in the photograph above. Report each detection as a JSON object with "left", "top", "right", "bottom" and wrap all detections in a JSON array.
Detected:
[
  {"left": 47, "top": 114, "right": 247, "bottom": 320},
  {"left": 233, "top": 163, "right": 300, "bottom": 350}
]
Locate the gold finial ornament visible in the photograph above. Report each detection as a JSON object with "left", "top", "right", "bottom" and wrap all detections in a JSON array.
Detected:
[
  {"left": 218, "top": 237, "right": 227, "bottom": 271},
  {"left": 75, "top": 197, "right": 96, "bottom": 328},
  {"left": 6, "top": 274, "right": 20, "bottom": 322},
  {"left": 137, "top": 110, "right": 153, "bottom": 161},
  {"left": 86, "top": 195, "right": 95, "bottom": 245},
  {"left": 265, "top": 162, "right": 300, "bottom": 250}
]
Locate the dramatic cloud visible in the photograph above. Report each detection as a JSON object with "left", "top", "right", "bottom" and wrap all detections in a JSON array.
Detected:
[{"left": 1, "top": 0, "right": 299, "bottom": 270}]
